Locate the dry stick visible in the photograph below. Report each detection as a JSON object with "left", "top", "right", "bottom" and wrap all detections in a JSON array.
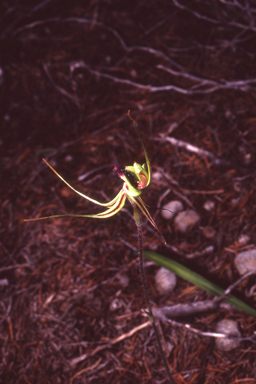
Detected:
[
  {"left": 172, "top": 0, "right": 256, "bottom": 33},
  {"left": 152, "top": 272, "right": 256, "bottom": 340},
  {"left": 135, "top": 207, "right": 175, "bottom": 384},
  {"left": 213, "top": 271, "right": 255, "bottom": 304},
  {"left": 13, "top": 17, "right": 256, "bottom": 95},
  {"left": 154, "top": 135, "right": 230, "bottom": 167}
]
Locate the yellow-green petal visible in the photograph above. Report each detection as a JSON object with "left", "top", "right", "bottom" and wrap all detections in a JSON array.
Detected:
[
  {"left": 42, "top": 158, "right": 123, "bottom": 207},
  {"left": 24, "top": 190, "right": 127, "bottom": 222}
]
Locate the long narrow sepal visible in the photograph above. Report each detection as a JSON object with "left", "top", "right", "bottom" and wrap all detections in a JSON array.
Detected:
[
  {"left": 128, "top": 195, "right": 166, "bottom": 243},
  {"left": 42, "top": 158, "right": 122, "bottom": 207},
  {"left": 24, "top": 190, "right": 127, "bottom": 222},
  {"left": 127, "top": 111, "right": 151, "bottom": 186},
  {"left": 93, "top": 190, "right": 127, "bottom": 218}
]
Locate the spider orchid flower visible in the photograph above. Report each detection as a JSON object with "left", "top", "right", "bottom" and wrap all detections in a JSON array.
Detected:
[{"left": 25, "top": 112, "right": 164, "bottom": 241}]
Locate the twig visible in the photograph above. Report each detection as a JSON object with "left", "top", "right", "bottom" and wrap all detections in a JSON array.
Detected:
[
  {"left": 152, "top": 300, "right": 226, "bottom": 321},
  {"left": 82, "top": 63, "right": 256, "bottom": 94},
  {"left": 186, "top": 246, "right": 215, "bottom": 259},
  {"left": 70, "top": 321, "right": 152, "bottom": 367},
  {"left": 0, "top": 297, "right": 13, "bottom": 327},
  {"left": 0, "top": 263, "right": 30, "bottom": 272},
  {"left": 13, "top": 16, "right": 256, "bottom": 96},
  {"left": 69, "top": 358, "right": 102, "bottom": 383},
  {"left": 171, "top": 0, "right": 256, "bottom": 33},
  {"left": 155, "top": 135, "right": 231, "bottom": 166},
  {"left": 78, "top": 165, "right": 110, "bottom": 181},
  {"left": 168, "top": 319, "right": 229, "bottom": 339},
  {"left": 43, "top": 63, "right": 82, "bottom": 107},
  {"left": 214, "top": 271, "right": 255, "bottom": 304},
  {"left": 153, "top": 272, "right": 256, "bottom": 321},
  {"left": 166, "top": 318, "right": 256, "bottom": 344}
]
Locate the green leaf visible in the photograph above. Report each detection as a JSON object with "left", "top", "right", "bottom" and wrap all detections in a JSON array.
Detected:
[{"left": 144, "top": 251, "right": 256, "bottom": 317}]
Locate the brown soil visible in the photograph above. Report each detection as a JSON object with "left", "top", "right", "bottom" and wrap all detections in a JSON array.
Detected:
[{"left": 1, "top": 1, "right": 256, "bottom": 383}]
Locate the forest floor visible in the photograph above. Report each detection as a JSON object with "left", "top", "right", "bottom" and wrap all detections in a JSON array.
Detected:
[{"left": 1, "top": 1, "right": 256, "bottom": 383}]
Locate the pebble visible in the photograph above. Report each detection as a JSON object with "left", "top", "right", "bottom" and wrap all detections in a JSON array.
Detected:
[
  {"left": 148, "top": 242, "right": 159, "bottom": 251},
  {"left": 109, "top": 298, "right": 124, "bottom": 311},
  {"left": 234, "top": 249, "right": 256, "bottom": 275},
  {"left": 155, "top": 267, "right": 177, "bottom": 295},
  {"left": 161, "top": 200, "right": 184, "bottom": 220},
  {"left": 64, "top": 155, "right": 73, "bottom": 162},
  {"left": 151, "top": 171, "right": 162, "bottom": 181},
  {"left": 237, "top": 234, "right": 250, "bottom": 245},
  {"left": 215, "top": 319, "right": 241, "bottom": 351},
  {"left": 174, "top": 210, "right": 200, "bottom": 233},
  {"left": 117, "top": 274, "right": 129, "bottom": 288},
  {"left": 200, "top": 226, "right": 216, "bottom": 238},
  {"left": 203, "top": 200, "right": 215, "bottom": 211}
]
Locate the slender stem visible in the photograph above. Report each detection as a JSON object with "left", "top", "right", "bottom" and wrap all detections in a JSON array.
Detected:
[
  {"left": 137, "top": 223, "right": 152, "bottom": 314},
  {"left": 135, "top": 209, "right": 176, "bottom": 384}
]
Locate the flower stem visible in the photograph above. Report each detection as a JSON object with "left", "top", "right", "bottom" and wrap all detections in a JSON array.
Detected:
[{"left": 135, "top": 208, "right": 175, "bottom": 384}]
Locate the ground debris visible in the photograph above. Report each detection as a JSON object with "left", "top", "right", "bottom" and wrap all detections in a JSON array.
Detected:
[{"left": 1, "top": 1, "right": 256, "bottom": 383}]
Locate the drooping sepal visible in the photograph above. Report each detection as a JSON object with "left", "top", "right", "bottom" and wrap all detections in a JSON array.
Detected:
[
  {"left": 128, "top": 195, "right": 166, "bottom": 243},
  {"left": 24, "top": 190, "right": 127, "bottom": 222}
]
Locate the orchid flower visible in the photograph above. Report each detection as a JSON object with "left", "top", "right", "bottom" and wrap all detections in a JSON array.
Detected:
[
  {"left": 25, "top": 111, "right": 164, "bottom": 241},
  {"left": 25, "top": 113, "right": 172, "bottom": 380}
]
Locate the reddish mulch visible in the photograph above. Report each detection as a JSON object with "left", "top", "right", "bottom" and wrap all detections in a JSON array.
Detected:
[{"left": 1, "top": 1, "right": 256, "bottom": 383}]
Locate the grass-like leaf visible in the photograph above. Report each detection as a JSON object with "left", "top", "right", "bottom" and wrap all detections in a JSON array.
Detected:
[{"left": 144, "top": 251, "right": 256, "bottom": 317}]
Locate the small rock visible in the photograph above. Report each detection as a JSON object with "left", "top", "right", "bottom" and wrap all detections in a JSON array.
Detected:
[
  {"left": 237, "top": 234, "right": 250, "bottom": 245},
  {"left": 244, "top": 153, "right": 252, "bottom": 165},
  {"left": 174, "top": 210, "right": 200, "bottom": 233},
  {"left": 117, "top": 274, "right": 129, "bottom": 288},
  {"left": 215, "top": 319, "right": 241, "bottom": 351},
  {"left": 234, "top": 249, "right": 256, "bottom": 275},
  {"left": 148, "top": 242, "right": 159, "bottom": 251},
  {"left": 161, "top": 200, "right": 184, "bottom": 220},
  {"left": 151, "top": 171, "right": 162, "bottom": 181},
  {"left": 64, "top": 155, "right": 73, "bottom": 162},
  {"left": 200, "top": 226, "right": 216, "bottom": 239},
  {"left": 203, "top": 200, "right": 215, "bottom": 211},
  {"left": 233, "top": 181, "right": 242, "bottom": 192},
  {"left": 109, "top": 298, "right": 124, "bottom": 311},
  {"left": 225, "top": 109, "right": 234, "bottom": 119},
  {"left": 155, "top": 267, "right": 177, "bottom": 295}
]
